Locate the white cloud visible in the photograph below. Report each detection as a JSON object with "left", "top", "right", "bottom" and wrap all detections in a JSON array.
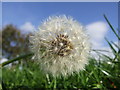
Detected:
[
  {"left": 86, "top": 21, "right": 114, "bottom": 58},
  {"left": 86, "top": 22, "right": 108, "bottom": 40},
  {"left": 0, "top": 58, "right": 8, "bottom": 64},
  {"left": 86, "top": 21, "right": 109, "bottom": 49},
  {"left": 0, "top": 58, "right": 12, "bottom": 67},
  {"left": 20, "top": 22, "right": 35, "bottom": 34}
]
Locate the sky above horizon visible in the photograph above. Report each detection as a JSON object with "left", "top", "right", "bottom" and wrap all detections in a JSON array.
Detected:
[{"left": 2, "top": 2, "right": 118, "bottom": 57}]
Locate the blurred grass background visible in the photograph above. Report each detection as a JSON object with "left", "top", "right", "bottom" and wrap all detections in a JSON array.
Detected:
[{"left": 1, "top": 15, "right": 120, "bottom": 89}]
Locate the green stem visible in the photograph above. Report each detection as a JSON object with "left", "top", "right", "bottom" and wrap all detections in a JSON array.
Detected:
[
  {"left": 53, "top": 78, "right": 56, "bottom": 89},
  {"left": 1, "top": 53, "right": 33, "bottom": 67},
  {"left": 104, "top": 14, "right": 120, "bottom": 40}
]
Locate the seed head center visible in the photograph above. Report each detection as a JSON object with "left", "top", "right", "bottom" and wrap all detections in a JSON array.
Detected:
[{"left": 50, "top": 34, "right": 73, "bottom": 56}]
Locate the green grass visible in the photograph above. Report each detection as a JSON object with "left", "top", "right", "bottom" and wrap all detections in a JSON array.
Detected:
[
  {"left": 2, "top": 58, "right": 120, "bottom": 89},
  {"left": 1, "top": 15, "right": 120, "bottom": 89}
]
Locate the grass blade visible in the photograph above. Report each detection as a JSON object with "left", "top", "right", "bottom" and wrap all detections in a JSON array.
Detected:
[
  {"left": 111, "top": 41, "right": 119, "bottom": 50},
  {"left": 105, "top": 38, "right": 117, "bottom": 55},
  {"left": 0, "top": 53, "right": 33, "bottom": 67},
  {"left": 104, "top": 14, "right": 120, "bottom": 40}
]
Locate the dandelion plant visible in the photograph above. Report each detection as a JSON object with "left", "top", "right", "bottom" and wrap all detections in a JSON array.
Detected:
[{"left": 29, "top": 15, "right": 91, "bottom": 77}]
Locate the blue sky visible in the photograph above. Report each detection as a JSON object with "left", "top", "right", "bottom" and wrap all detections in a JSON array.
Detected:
[
  {"left": 0, "top": 2, "right": 2, "bottom": 29},
  {"left": 2, "top": 2, "right": 118, "bottom": 55},
  {"left": 3, "top": 2, "right": 118, "bottom": 26}
]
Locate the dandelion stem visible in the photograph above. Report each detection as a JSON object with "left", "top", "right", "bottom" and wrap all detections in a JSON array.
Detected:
[{"left": 0, "top": 53, "right": 34, "bottom": 67}]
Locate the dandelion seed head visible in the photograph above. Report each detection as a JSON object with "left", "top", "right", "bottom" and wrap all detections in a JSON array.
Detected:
[{"left": 29, "top": 15, "right": 91, "bottom": 77}]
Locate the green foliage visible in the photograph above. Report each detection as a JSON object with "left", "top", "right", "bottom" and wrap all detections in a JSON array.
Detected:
[
  {"left": 2, "top": 24, "right": 30, "bottom": 59},
  {"left": 2, "top": 58, "right": 120, "bottom": 89},
  {"left": 1, "top": 15, "right": 120, "bottom": 89}
]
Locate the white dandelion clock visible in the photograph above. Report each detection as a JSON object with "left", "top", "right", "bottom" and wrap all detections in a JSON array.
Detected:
[{"left": 29, "top": 15, "right": 91, "bottom": 77}]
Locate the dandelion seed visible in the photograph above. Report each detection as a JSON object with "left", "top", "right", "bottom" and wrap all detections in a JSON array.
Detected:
[
  {"left": 29, "top": 15, "right": 91, "bottom": 77},
  {"left": 107, "top": 61, "right": 112, "bottom": 65},
  {"left": 59, "top": 42, "right": 63, "bottom": 46}
]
